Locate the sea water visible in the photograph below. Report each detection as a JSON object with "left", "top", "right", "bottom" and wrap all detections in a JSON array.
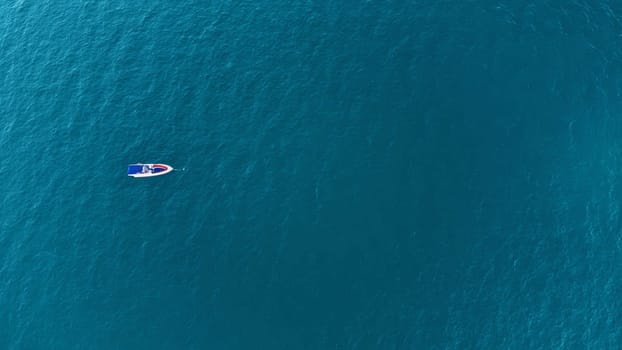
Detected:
[{"left": 1, "top": 1, "right": 622, "bottom": 348}]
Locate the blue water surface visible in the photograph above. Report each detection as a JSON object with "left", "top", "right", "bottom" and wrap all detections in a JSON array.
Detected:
[{"left": 2, "top": 0, "right": 622, "bottom": 348}]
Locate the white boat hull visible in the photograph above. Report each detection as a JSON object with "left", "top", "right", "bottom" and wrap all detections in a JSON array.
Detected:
[{"left": 128, "top": 163, "right": 174, "bottom": 178}]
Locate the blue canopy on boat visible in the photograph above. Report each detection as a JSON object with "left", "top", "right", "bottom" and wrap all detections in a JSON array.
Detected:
[{"left": 127, "top": 164, "right": 146, "bottom": 175}]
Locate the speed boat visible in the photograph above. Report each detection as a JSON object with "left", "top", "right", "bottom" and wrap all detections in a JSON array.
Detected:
[{"left": 127, "top": 163, "right": 174, "bottom": 178}]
